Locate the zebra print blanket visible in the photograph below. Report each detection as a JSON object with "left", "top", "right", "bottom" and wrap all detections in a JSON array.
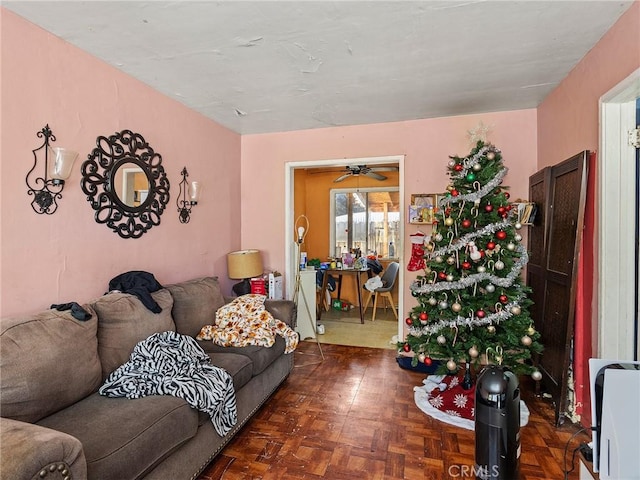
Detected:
[{"left": 99, "top": 331, "right": 237, "bottom": 436}]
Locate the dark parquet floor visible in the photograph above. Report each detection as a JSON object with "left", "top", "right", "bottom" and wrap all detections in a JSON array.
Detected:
[{"left": 198, "top": 342, "right": 590, "bottom": 480}]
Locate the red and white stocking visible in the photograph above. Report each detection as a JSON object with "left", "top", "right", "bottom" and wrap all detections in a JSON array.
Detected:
[{"left": 408, "top": 232, "right": 426, "bottom": 271}]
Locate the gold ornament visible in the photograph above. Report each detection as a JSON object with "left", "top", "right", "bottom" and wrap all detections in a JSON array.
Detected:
[
  {"left": 446, "top": 359, "right": 457, "bottom": 371},
  {"left": 521, "top": 335, "right": 532, "bottom": 346},
  {"left": 444, "top": 217, "right": 454, "bottom": 226},
  {"left": 487, "top": 325, "right": 496, "bottom": 334},
  {"left": 532, "top": 370, "right": 542, "bottom": 381},
  {"left": 469, "top": 346, "right": 479, "bottom": 358}
]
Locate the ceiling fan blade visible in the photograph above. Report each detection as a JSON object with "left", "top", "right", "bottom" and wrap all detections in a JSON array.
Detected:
[
  {"left": 334, "top": 173, "right": 352, "bottom": 183},
  {"left": 369, "top": 166, "right": 399, "bottom": 172},
  {"left": 365, "top": 171, "right": 387, "bottom": 181}
]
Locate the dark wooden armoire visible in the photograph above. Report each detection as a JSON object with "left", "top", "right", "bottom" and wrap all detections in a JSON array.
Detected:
[{"left": 527, "top": 151, "right": 589, "bottom": 426}]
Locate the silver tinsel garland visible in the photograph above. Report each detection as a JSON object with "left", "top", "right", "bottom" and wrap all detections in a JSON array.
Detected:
[
  {"left": 429, "top": 218, "right": 513, "bottom": 258},
  {"left": 407, "top": 292, "right": 526, "bottom": 336},
  {"left": 439, "top": 166, "right": 509, "bottom": 207},
  {"left": 410, "top": 245, "right": 529, "bottom": 294}
]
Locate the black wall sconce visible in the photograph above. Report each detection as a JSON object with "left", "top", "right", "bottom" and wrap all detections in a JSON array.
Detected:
[
  {"left": 177, "top": 167, "right": 201, "bottom": 223},
  {"left": 26, "top": 124, "right": 79, "bottom": 214}
]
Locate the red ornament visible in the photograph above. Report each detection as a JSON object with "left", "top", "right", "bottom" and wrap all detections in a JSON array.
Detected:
[
  {"left": 484, "top": 204, "right": 494, "bottom": 212},
  {"left": 504, "top": 192, "right": 510, "bottom": 199},
  {"left": 461, "top": 219, "right": 472, "bottom": 228},
  {"left": 476, "top": 310, "right": 486, "bottom": 318},
  {"left": 454, "top": 164, "right": 463, "bottom": 172},
  {"left": 487, "top": 241, "right": 496, "bottom": 250},
  {"left": 500, "top": 212, "right": 508, "bottom": 219},
  {"left": 424, "top": 357, "right": 433, "bottom": 366},
  {"left": 462, "top": 261, "right": 472, "bottom": 270},
  {"left": 497, "top": 206, "right": 507, "bottom": 215},
  {"left": 499, "top": 295, "right": 508, "bottom": 304},
  {"left": 496, "top": 230, "right": 507, "bottom": 240},
  {"left": 480, "top": 249, "right": 486, "bottom": 258},
  {"left": 405, "top": 317, "right": 413, "bottom": 325},
  {"left": 403, "top": 343, "right": 411, "bottom": 352},
  {"left": 419, "top": 312, "right": 429, "bottom": 321},
  {"left": 445, "top": 207, "right": 452, "bottom": 215},
  {"left": 451, "top": 189, "right": 459, "bottom": 197},
  {"left": 438, "top": 272, "right": 447, "bottom": 280}
]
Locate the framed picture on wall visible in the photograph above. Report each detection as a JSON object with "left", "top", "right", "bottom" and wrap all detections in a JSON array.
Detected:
[{"left": 409, "top": 194, "right": 439, "bottom": 224}]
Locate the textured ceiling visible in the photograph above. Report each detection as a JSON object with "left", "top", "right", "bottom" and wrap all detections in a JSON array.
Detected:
[{"left": 4, "top": 1, "right": 634, "bottom": 134}]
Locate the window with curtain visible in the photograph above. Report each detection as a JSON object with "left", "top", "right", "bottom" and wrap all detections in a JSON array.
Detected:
[{"left": 331, "top": 188, "right": 400, "bottom": 259}]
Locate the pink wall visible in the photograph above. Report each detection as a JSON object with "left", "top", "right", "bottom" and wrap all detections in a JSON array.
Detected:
[
  {"left": 0, "top": 10, "right": 242, "bottom": 316},
  {"left": 536, "top": 2, "right": 640, "bottom": 426},
  {"left": 538, "top": 1, "right": 639, "bottom": 165},
  {"left": 241, "top": 110, "right": 538, "bottom": 319}
]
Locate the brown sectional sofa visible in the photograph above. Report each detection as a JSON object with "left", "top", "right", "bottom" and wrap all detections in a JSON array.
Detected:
[{"left": 0, "top": 277, "right": 296, "bottom": 480}]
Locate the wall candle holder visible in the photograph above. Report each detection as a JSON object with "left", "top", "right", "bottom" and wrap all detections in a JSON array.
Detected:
[
  {"left": 177, "top": 167, "right": 201, "bottom": 223},
  {"left": 26, "top": 124, "right": 79, "bottom": 214}
]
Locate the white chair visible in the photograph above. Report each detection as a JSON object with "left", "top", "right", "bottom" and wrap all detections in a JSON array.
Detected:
[{"left": 362, "top": 262, "right": 399, "bottom": 321}]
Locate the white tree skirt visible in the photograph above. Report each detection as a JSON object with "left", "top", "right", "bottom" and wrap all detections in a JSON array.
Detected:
[{"left": 414, "top": 375, "right": 530, "bottom": 431}]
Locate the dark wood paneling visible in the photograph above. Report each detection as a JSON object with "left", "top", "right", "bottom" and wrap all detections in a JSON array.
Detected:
[{"left": 528, "top": 151, "right": 588, "bottom": 425}]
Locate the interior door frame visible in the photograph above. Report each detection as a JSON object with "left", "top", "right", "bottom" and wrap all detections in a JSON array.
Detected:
[
  {"left": 285, "top": 155, "right": 405, "bottom": 340},
  {"left": 598, "top": 67, "right": 640, "bottom": 360}
]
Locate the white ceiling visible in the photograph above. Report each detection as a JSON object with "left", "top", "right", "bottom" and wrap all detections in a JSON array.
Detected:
[{"left": 4, "top": 1, "right": 635, "bottom": 134}]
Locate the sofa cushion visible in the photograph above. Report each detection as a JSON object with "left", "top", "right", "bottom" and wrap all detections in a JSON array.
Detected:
[
  {"left": 38, "top": 392, "right": 198, "bottom": 480},
  {"left": 165, "top": 276, "right": 225, "bottom": 338},
  {"left": 207, "top": 352, "right": 253, "bottom": 391},
  {"left": 198, "top": 335, "right": 286, "bottom": 376},
  {"left": 92, "top": 289, "right": 175, "bottom": 379},
  {"left": 0, "top": 306, "right": 101, "bottom": 423}
]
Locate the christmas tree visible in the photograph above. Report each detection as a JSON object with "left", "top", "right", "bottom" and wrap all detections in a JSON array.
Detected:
[{"left": 401, "top": 141, "right": 543, "bottom": 378}]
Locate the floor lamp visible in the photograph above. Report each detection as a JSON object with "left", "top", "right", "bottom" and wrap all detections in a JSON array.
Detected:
[{"left": 293, "top": 215, "right": 324, "bottom": 362}]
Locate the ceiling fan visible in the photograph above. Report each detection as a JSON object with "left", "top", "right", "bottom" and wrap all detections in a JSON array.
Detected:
[{"left": 333, "top": 165, "right": 398, "bottom": 183}]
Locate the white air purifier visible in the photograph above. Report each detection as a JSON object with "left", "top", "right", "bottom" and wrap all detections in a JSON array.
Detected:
[{"left": 588, "top": 359, "right": 640, "bottom": 479}]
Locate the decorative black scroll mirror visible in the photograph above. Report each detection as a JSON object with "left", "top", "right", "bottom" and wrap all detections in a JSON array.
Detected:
[{"left": 81, "top": 130, "right": 170, "bottom": 239}]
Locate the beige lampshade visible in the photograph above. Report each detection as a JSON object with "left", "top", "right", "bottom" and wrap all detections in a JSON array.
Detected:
[{"left": 227, "top": 249, "right": 263, "bottom": 279}]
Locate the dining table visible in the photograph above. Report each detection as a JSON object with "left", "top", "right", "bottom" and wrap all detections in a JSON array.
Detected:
[{"left": 318, "top": 267, "right": 370, "bottom": 324}]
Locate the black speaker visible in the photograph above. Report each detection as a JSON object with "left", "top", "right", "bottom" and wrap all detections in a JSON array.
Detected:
[{"left": 474, "top": 365, "right": 521, "bottom": 480}]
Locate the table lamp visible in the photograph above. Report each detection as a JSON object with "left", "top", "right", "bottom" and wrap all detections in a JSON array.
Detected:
[{"left": 227, "top": 249, "right": 263, "bottom": 296}]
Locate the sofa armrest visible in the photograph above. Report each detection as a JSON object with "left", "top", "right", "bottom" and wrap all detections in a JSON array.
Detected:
[
  {"left": 0, "top": 417, "right": 87, "bottom": 480},
  {"left": 265, "top": 300, "right": 297, "bottom": 328}
]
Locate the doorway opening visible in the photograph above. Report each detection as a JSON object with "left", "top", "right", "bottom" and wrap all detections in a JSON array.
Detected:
[
  {"left": 598, "top": 67, "right": 640, "bottom": 360},
  {"left": 285, "top": 155, "right": 405, "bottom": 347}
]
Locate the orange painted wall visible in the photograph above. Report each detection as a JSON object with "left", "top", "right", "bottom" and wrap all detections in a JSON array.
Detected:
[
  {"left": 294, "top": 169, "right": 400, "bottom": 306},
  {"left": 294, "top": 169, "right": 400, "bottom": 260},
  {"left": 0, "top": 9, "right": 242, "bottom": 316}
]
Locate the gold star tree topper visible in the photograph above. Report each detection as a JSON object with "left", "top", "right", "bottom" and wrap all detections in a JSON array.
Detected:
[{"left": 467, "top": 121, "right": 493, "bottom": 145}]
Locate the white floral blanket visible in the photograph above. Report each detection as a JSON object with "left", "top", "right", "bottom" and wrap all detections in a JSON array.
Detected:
[{"left": 196, "top": 294, "right": 298, "bottom": 354}]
